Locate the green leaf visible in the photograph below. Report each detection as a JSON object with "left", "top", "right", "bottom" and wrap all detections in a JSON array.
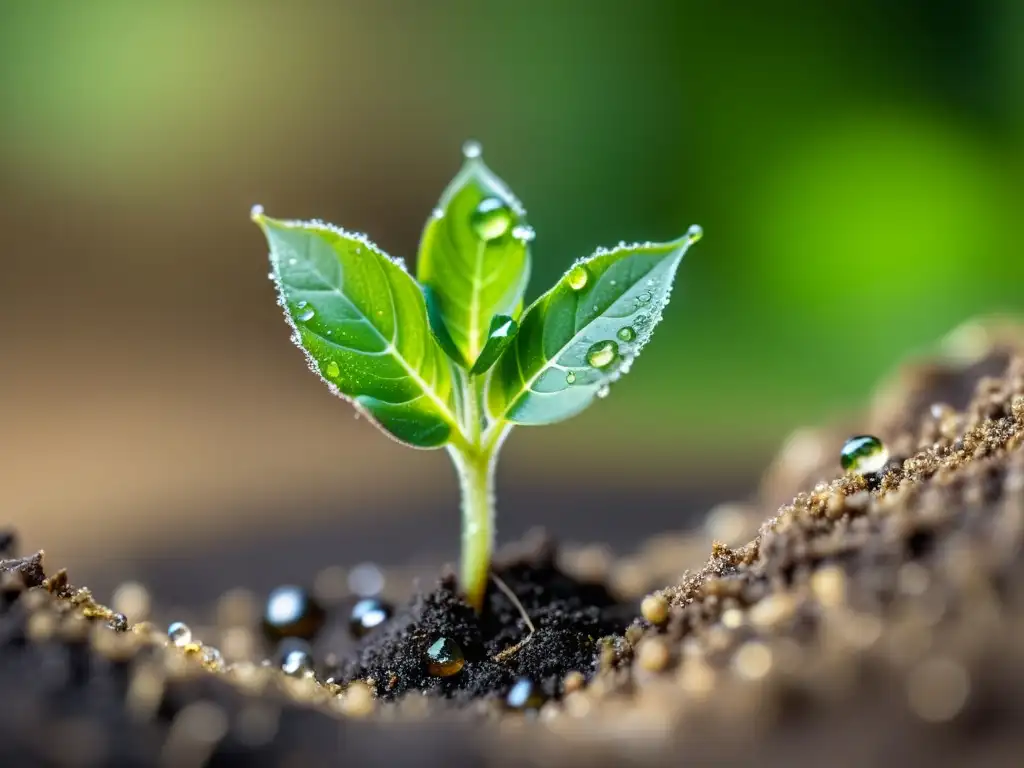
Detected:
[
  {"left": 253, "top": 209, "right": 462, "bottom": 449},
  {"left": 469, "top": 315, "right": 518, "bottom": 375},
  {"left": 486, "top": 227, "right": 702, "bottom": 426},
  {"left": 417, "top": 147, "right": 533, "bottom": 367}
]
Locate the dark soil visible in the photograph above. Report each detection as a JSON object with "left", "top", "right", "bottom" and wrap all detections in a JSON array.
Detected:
[{"left": 336, "top": 533, "right": 633, "bottom": 701}]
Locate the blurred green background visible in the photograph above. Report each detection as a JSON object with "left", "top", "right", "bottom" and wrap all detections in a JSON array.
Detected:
[{"left": 0, "top": 1, "right": 1021, "bottom": 601}]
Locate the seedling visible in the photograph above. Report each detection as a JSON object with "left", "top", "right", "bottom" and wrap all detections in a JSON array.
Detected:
[{"left": 251, "top": 142, "right": 701, "bottom": 612}]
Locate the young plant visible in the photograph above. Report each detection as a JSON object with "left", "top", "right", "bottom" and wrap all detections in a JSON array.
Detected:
[{"left": 251, "top": 142, "right": 701, "bottom": 612}]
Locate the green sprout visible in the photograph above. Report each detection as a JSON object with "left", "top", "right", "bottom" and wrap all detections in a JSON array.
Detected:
[{"left": 251, "top": 141, "right": 701, "bottom": 612}]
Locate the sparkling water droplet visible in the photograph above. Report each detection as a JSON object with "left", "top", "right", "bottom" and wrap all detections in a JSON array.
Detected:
[
  {"left": 471, "top": 197, "right": 512, "bottom": 241},
  {"left": 325, "top": 361, "right": 340, "bottom": 378},
  {"left": 565, "top": 371, "right": 577, "bottom": 385},
  {"left": 201, "top": 646, "right": 224, "bottom": 669},
  {"left": 250, "top": 204, "right": 265, "bottom": 221},
  {"left": 586, "top": 340, "right": 619, "bottom": 370},
  {"left": 462, "top": 140, "right": 482, "bottom": 159},
  {"left": 687, "top": 224, "right": 704, "bottom": 243},
  {"left": 262, "top": 585, "right": 326, "bottom": 643},
  {"left": 617, "top": 327, "right": 636, "bottom": 342},
  {"left": 506, "top": 677, "right": 546, "bottom": 710},
  {"left": 168, "top": 622, "right": 192, "bottom": 647},
  {"left": 426, "top": 637, "right": 465, "bottom": 677},
  {"left": 281, "top": 648, "right": 314, "bottom": 677},
  {"left": 511, "top": 224, "right": 535, "bottom": 243},
  {"left": 349, "top": 598, "right": 393, "bottom": 638},
  {"left": 840, "top": 435, "right": 889, "bottom": 476},
  {"left": 596, "top": 384, "right": 611, "bottom": 399},
  {"left": 297, "top": 307, "right": 315, "bottom": 322},
  {"left": 567, "top": 264, "right": 589, "bottom": 291}
]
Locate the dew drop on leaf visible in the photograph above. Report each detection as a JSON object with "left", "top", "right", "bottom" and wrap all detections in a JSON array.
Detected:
[
  {"left": 462, "top": 140, "right": 482, "bottom": 159},
  {"left": 565, "top": 371, "right": 576, "bottom": 385},
  {"left": 567, "top": 264, "right": 589, "bottom": 291},
  {"left": 617, "top": 326, "right": 636, "bottom": 342},
  {"left": 586, "top": 340, "right": 619, "bottom": 369},
  {"left": 596, "top": 384, "right": 611, "bottom": 399},
  {"left": 687, "top": 223, "right": 704, "bottom": 243},
  {"left": 637, "top": 291, "right": 652, "bottom": 305},
  {"left": 297, "top": 307, "right": 315, "bottom": 322},
  {"left": 471, "top": 197, "right": 513, "bottom": 242},
  {"left": 325, "top": 361, "right": 340, "bottom": 378}
]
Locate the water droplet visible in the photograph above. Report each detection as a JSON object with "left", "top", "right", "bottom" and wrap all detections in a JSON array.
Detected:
[
  {"left": 687, "top": 224, "right": 704, "bottom": 243},
  {"left": 281, "top": 648, "right": 314, "bottom": 677},
  {"left": 168, "top": 622, "right": 192, "bottom": 647},
  {"left": 617, "top": 327, "right": 636, "bottom": 342},
  {"left": 565, "top": 371, "right": 577, "bottom": 385},
  {"left": 107, "top": 613, "right": 128, "bottom": 632},
  {"left": 637, "top": 291, "right": 652, "bottom": 305},
  {"left": 426, "top": 637, "right": 465, "bottom": 677},
  {"left": 471, "top": 197, "right": 512, "bottom": 241},
  {"left": 347, "top": 563, "right": 385, "bottom": 596},
  {"left": 511, "top": 224, "right": 535, "bottom": 243},
  {"left": 586, "top": 340, "right": 619, "bottom": 370},
  {"left": 567, "top": 264, "right": 589, "bottom": 291},
  {"left": 506, "top": 677, "right": 546, "bottom": 710},
  {"left": 297, "top": 300, "right": 308, "bottom": 308},
  {"left": 262, "top": 586, "right": 326, "bottom": 643},
  {"left": 325, "top": 361, "right": 340, "bottom": 378},
  {"left": 840, "top": 435, "right": 889, "bottom": 476},
  {"left": 250, "top": 204, "right": 265, "bottom": 221},
  {"left": 596, "top": 384, "right": 611, "bottom": 399},
  {"left": 462, "top": 140, "right": 482, "bottom": 159},
  {"left": 431, "top": 207, "right": 444, "bottom": 220},
  {"left": 201, "top": 646, "right": 224, "bottom": 670},
  {"left": 350, "top": 598, "right": 393, "bottom": 639},
  {"left": 287, "top": 257, "right": 297, "bottom": 266},
  {"left": 297, "top": 307, "right": 315, "bottom": 322}
]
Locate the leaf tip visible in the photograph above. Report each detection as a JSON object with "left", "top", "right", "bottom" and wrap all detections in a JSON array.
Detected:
[{"left": 250, "top": 204, "right": 266, "bottom": 224}]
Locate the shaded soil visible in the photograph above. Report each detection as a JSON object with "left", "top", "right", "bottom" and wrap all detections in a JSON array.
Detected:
[
  {"left": 337, "top": 534, "right": 632, "bottom": 700},
  {"left": 2, "top": 317, "right": 1024, "bottom": 766}
]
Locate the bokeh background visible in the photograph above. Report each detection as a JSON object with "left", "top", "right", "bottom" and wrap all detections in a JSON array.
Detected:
[{"left": 1, "top": 0, "right": 1022, "bottom": 607}]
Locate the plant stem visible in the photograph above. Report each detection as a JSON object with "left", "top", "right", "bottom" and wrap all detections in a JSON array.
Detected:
[{"left": 449, "top": 372, "right": 511, "bottom": 612}]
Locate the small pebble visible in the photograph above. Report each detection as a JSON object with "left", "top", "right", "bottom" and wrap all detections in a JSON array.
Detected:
[
  {"left": 640, "top": 594, "right": 670, "bottom": 625},
  {"left": 425, "top": 637, "right": 465, "bottom": 677}
]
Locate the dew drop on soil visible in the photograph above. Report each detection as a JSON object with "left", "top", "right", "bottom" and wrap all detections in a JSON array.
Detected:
[
  {"left": 281, "top": 648, "right": 314, "bottom": 677},
  {"left": 347, "top": 563, "right": 385, "bottom": 596},
  {"left": 426, "top": 637, "right": 465, "bottom": 677},
  {"left": 168, "top": 622, "right": 192, "bottom": 647},
  {"left": 506, "top": 677, "right": 546, "bottom": 710},
  {"left": 471, "top": 197, "right": 513, "bottom": 242},
  {"left": 262, "top": 586, "right": 326, "bottom": 643},
  {"left": 349, "top": 598, "right": 393, "bottom": 639},
  {"left": 586, "top": 340, "right": 619, "bottom": 370},
  {"left": 840, "top": 435, "right": 889, "bottom": 476},
  {"left": 567, "top": 264, "right": 589, "bottom": 291}
]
